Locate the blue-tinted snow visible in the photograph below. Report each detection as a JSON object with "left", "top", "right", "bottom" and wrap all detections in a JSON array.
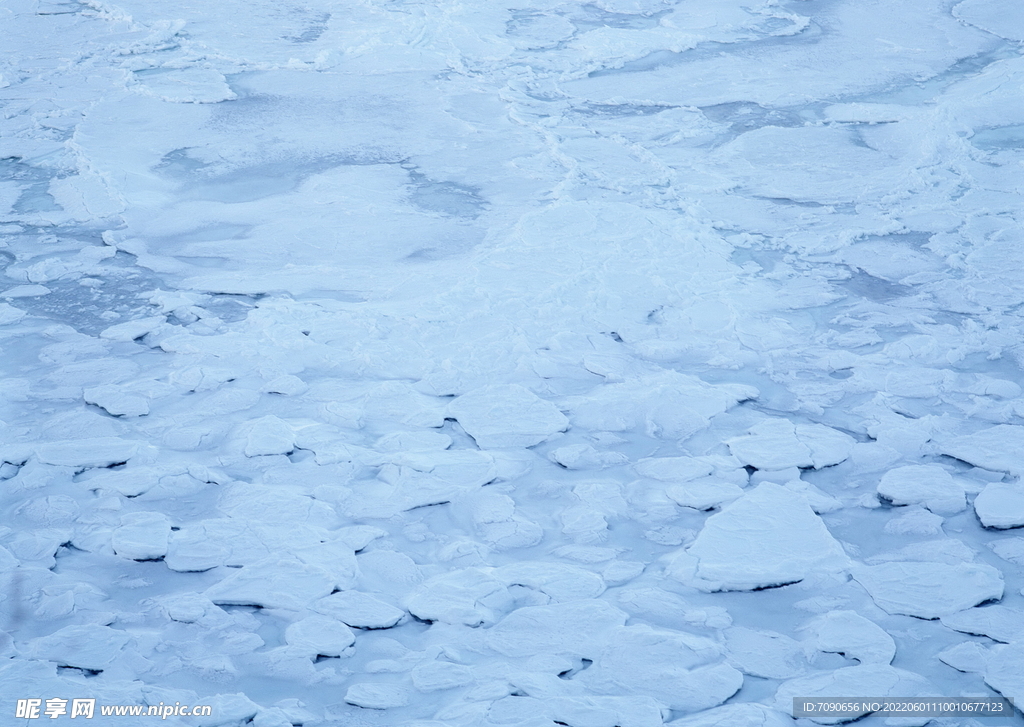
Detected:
[{"left": 2, "top": 0, "right": 1024, "bottom": 724}]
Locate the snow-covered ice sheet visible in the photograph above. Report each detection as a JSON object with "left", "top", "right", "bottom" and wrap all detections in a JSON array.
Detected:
[{"left": 3, "top": 0, "right": 1024, "bottom": 723}]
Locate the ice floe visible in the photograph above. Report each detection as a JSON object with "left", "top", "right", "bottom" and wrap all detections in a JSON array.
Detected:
[
  {"left": 667, "top": 703, "right": 795, "bottom": 727},
  {"left": 937, "top": 641, "right": 991, "bottom": 673},
  {"left": 284, "top": 615, "right": 355, "bottom": 657},
  {"left": 974, "top": 481, "right": 1024, "bottom": 529},
  {"left": 984, "top": 642, "right": 1024, "bottom": 704},
  {"left": 111, "top": 511, "right": 171, "bottom": 560},
  {"left": 727, "top": 420, "right": 855, "bottom": 471},
  {"left": 579, "top": 624, "right": 743, "bottom": 712},
  {"left": 204, "top": 556, "right": 336, "bottom": 610},
  {"left": 488, "top": 600, "right": 628, "bottom": 658},
  {"left": 724, "top": 626, "right": 807, "bottom": 679},
  {"left": 940, "top": 425, "right": 1024, "bottom": 475},
  {"left": 447, "top": 384, "right": 568, "bottom": 448},
  {"left": 405, "top": 568, "right": 513, "bottom": 626},
  {"left": 775, "top": 665, "right": 937, "bottom": 725},
  {"left": 800, "top": 610, "right": 896, "bottom": 665},
  {"left": 25, "top": 625, "right": 133, "bottom": 672},
  {"left": 876, "top": 464, "right": 965, "bottom": 515},
  {"left": 34, "top": 438, "right": 144, "bottom": 468},
  {"left": 667, "top": 483, "right": 851, "bottom": 591},
  {"left": 312, "top": 591, "right": 405, "bottom": 629},
  {"left": 344, "top": 683, "right": 409, "bottom": 709},
  {"left": 852, "top": 562, "right": 1004, "bottom": 619},
  {"left": 940, "top": 604, "right": 1024, "bottom": 643}
]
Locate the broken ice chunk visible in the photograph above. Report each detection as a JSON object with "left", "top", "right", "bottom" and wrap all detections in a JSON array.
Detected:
[
  {"left": 344, "top": 683, "right": 409, "bottom": 709},
  {"left": 568, "top": 372, "right": 756, "bottom": 439},
  {"left": 404, "top": 568, "right": 512, "bottom": 626},
  {"left": 411, "top": 661, "right": 475, "bottom": 692},
  {"left": 990, "top": 537, "right": 1024, "bottom": 565},
  {"left": 261, "top": 374, "right": 307, "bottom": 396},
  {"left": 284, "top": 615, "right": 355, "bottom": 657},
  {"left": 954, "top": 0, "right": 1024, "bottom": 41},
  {"left": 560, "top": 505, "right": 608, "bottom": 542},
  {"left": 783, "top": 480, "right": 842, "bottom": 514},
  {"left": 639, "top": 455, "right": 749, "bottom": 510},
  {"left": 866, "top": 539, "right": 976, "bottom": 566},
  {"left": 79, "top": 466, "right": 160, "bottom": 497},
  {"left": 492, "top": 562, "right": 605, "bottom": 602},
  {"left": 351, "top": 450, "right": 499, "bottom": 517},
  {"left": 489, "top": 694, "right": 666, "bottom": 727},
  {"left": 99, "top": 315, "right": 167, "bottom": 342},
  {"left": 937, "top": 641, "right": 990, "bottom": 673},
  {"left": 566, "top": 696, "right": 671, "bottom": 727},
  {"left": 252, "top": 708, "right": 292, "bottom": 727},
  {"left": 334, "top": 526, "right": 387, "bottom": 552},
  {"left": 14, "top": 495, "right": 80, "bottom": 526},
  {"left": 775, "top": 664, "right": 937, "bottom": 725},
  {"left": 800, "top": 610, "right": 896, "bottom": 665},
  {"left": 135, "top": 67, "right": 236, "bottom": 104},
  {"left": 83, "top": 384, "right": 150, "bottom": 417},
  {"left": 203, "top": 694, "right": 260, "bottom": 726},
  {"left": 292, "top": 540, "right": 359, "bottom": 592},
  {"left": 204, "top": 556, "right": 336, "bottom": 610},
  {"left": 154, "top": 593, "right": 230, "bottom": 626},
  {"left": 455, "top": 489, "right": 544, "bottom": 550},
  {"left": 985, "top": 643, "right": 1024, "bottom": 707},
  {"left": 554, "top": 545, "right": 619, "bottom": 563},
  {"left": 750, "top": 466, "right": 802, "bottom": 485},
  {"left": 1, "top": 284, "right": 50, "bottom": 298},
  {"left": 466, "top": 489, "right": 520, "bottom": 524},
  {"left": 166, "top": 519, "right": 330, "bottom": 572},
  {"left": 477, "top": 516, "right": 545, "bottom": 550},
  {"left": 357, "top": 550, "right": 423, "bottom": 598},
  {"left": 111, "top": 512, "right": 170, "bottom": 561},
  {"left": 549, "top": 443, "right": 627, "bottom": 469},
  {"left": 217, "top": 482, "right": 339, "bottom": 529},
  {"left": 974, "top": 481, "right": 1024, "bottom": 529},
  {"left": 883, "top": 506, "right": 944, "bottom": 535},
  {"left": 447, "top": 384, "right": 568, "bottom": 448},
  {"left": 375, "top": 430, "right": 452, "bottom": 452},
  {"left": 580, "top": 625, "right": 742, "bottom": 712},
  {"left": 602, "top": 560, "right": 645, "bottom": 586},
  {"left": 727, "top": 419, "right": 854, "bottom": 470},
  {"left": 723, "top": 626, "right": 807, "bottom": 679},
  {"left": 0, "top": 302, "right": 26, "bottom": 325},
  {"left": 25, "top": 625, "right": 133, "bottom": 672},
  {"left": 852, "top": 562, "right": 1004, "bottom": 619},
  {"left": 312, "top": 591, "right": 405, "bottom": 629},
  {"left": 634, "top": 456, "right": 715, "bottom": 482},
  {"left": 666, "top": 703, "right": 795, "bottom": 727},
  {"left": 243, "top": 416, "right": 295, "bottom": 457},
  {"left": 940, "top": 605, "right": 1024, "bottom": 643},
  {"left": 667, "top": 483, "right": 851, "bottom": 591},
  {"left": 5, "top": 529, "right": 68, "bottom": 569},
  {"left": 488, "top": 600, "right": 628, "bottom": 658},
  {"left": 940, "top": 425, "right": 1024, "bottom": 475},
  {"left": 35, "top": 437, "right": 142, "bottom": 468},
  {"left": 665, "top": 479, "right": 744, "bottom": 511},
  {"left": 876, "top": 465, "right": 965, "bottom": 515}
]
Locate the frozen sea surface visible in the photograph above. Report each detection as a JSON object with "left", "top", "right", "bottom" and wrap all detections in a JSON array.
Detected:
[{"left": 2, "top": 0, "right": 1024, "bottom": 724}]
